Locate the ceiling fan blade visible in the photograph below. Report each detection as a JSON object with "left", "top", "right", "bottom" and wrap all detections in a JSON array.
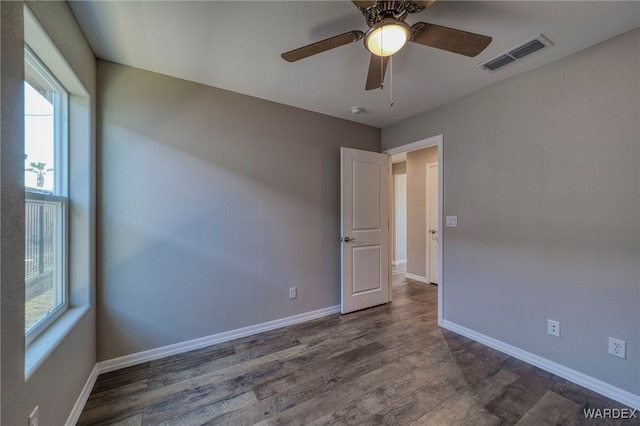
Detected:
[
  {"left": 365, "top": 54, "right": 389, "bottom": 91},
  {"left": 282, "top": 31, "right": 364, "bottom": 62},
  {"left": 410, "top": 1, "right": 438, "bottom": 11},
  {"left": 351, "top": 0, "right": 377, "bottom": 10},
  {"left": 411, "top": 22, "right": 491, "bottom": 57}
]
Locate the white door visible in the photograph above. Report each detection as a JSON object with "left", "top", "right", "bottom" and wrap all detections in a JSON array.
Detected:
[
  {"left": 341, "top": 147, "right": 390, "bottom": 314},
  {"left": 427, "top": 162, "right": 439, "bottom": 284}
]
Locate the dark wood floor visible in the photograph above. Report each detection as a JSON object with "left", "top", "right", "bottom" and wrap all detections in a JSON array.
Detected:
[{"left": 78, "top": 268, "right": 636, "bottom": 425}]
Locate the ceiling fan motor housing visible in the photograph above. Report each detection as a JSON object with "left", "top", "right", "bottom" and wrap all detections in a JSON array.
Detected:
[{"left": 361, "top": 1, "right": 427, "bottom": 27}]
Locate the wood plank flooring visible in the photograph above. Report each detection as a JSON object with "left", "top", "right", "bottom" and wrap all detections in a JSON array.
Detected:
[{"left": 78, "top": 269, "right": 637, "bottom": 425}]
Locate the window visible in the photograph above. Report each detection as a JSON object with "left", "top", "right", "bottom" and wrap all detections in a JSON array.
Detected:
[{"left": 24, "top": 46, "right": 68, "bottom": 344}]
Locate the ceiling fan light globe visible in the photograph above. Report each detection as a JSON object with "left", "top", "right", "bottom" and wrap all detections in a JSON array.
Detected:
[{"left": 365, "top": 20, "right": 410, "bottom": 57}]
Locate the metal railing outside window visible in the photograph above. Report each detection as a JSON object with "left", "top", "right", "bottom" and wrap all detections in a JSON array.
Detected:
[{"left": 25, "top": 201, "right": 55, "bottom": 280}]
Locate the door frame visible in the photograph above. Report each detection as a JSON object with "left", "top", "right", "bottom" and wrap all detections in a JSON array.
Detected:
[
  {"left": 426, "top": 161, "right": 438, "bottom": 284},
  {"left": 383, "top": 134, "right": 444, "bottom": 326}
]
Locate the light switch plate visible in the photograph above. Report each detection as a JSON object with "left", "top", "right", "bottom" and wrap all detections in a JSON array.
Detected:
[{"left": 446, "top": 216, "right": 458, "bottom": 227}]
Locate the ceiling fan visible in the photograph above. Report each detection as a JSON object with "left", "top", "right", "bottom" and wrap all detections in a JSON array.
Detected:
[{"left": 281, "top": 0, "right": 492, "bottom": 90}]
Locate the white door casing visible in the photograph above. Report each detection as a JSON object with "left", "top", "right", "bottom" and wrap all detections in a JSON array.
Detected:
[
  {"left": 427, "top": 162, "right": 439, "bottom": 284},
  {"left": 340, "top": 148, "right": 390, "bottom": 314}
]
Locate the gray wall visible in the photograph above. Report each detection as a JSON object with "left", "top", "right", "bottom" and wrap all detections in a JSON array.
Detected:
[
  {"left": 383, "top": 28, "right": 640, "bottom": 395},
  {"left": 1, "top": 3, "right": 27, "bottom": 425},
  {"left": 97, "top": 61, "right": 380, "bottom": 361},
  {"left": 406, "top": 146, "right": 438, "bottom": 278},
  {"left": 1, "top": 1, "right": 97, "bottom": 425}
]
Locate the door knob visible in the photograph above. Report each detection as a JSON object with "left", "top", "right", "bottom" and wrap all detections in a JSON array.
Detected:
[
  {"left": 430, "top": 229, "right": 437, "bottom": 234},
  {"left": 343, "top": 237, "right": 356, "bottom": 242}
]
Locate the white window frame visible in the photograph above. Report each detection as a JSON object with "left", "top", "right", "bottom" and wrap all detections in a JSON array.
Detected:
[{"left": 24, "top": 45, "right": 69, "bottom": 346}]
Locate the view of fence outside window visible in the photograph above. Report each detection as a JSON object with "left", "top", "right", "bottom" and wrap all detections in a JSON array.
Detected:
[{"left": 24, "top": 47, "right": 69, "bottom": 343}]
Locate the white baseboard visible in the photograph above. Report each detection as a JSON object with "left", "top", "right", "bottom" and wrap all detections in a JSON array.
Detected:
[
  {"left": 392, "top": 259, "right": 407, "bottom": 266},
  {"left": 97, "top": 305, "right": 340, "bottom": 375},
  {"left": 65, "top": 364, "right": 99, "bottom": 426},
  {"left": 442, "top": 320, "right": 640, "bottom": 410},
  {"left": 405, "top": 273, "right": 428, "bottom": 283}
]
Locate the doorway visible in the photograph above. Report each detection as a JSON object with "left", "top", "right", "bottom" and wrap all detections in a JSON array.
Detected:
[{"left": 385, "top": 135, "right": 443, "bottom": 326}]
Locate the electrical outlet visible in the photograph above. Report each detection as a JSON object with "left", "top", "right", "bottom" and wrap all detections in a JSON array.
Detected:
[
  {"left": 608, "top": 337, "right": 626, "bottom": 359},
  {"left": 28, "top": 406, "right": 38, "bottom": 426},
  {"left": 289, "top": 287, "right": 297, "bottom": 299},
  {"left": 547, "top": 319, "right": 560, "bottom": 337}
]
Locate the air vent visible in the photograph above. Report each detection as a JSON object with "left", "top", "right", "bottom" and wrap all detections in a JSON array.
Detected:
[
  {"left": 510, "top": 39, "right": 546, "bottom": 59},
  {"left": 482, "top": 55, "right": 515, "bottom": 71},
  {"left": 478, "top": 34, "right": 552, "bottom": 71}
]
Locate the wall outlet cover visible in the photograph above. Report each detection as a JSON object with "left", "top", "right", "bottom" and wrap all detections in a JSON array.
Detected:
[{"left": 608, "top": 337, "right": 626, "bottom": 359}]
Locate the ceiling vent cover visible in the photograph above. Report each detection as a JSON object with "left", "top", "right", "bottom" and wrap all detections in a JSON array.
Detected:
[{"left": 478, "top": 34, "right": 551, "bottom": 71}]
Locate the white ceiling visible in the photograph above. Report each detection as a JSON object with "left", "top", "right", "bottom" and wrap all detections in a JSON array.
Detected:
[{"left": 69, "top": 1, "right": 639, "bottom": 128}]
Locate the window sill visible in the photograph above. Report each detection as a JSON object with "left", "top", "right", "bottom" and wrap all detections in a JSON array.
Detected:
[{"left": 25, "top": 305, "right": 89, "bottom": 380}]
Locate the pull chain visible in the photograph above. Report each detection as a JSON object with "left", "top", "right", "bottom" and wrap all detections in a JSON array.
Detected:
[
  {"left": 377, "top": 29, "right": 394, "bottom": 105},
  {"left": 389, "top": 54, "right": 394, "bottom": 107}
]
